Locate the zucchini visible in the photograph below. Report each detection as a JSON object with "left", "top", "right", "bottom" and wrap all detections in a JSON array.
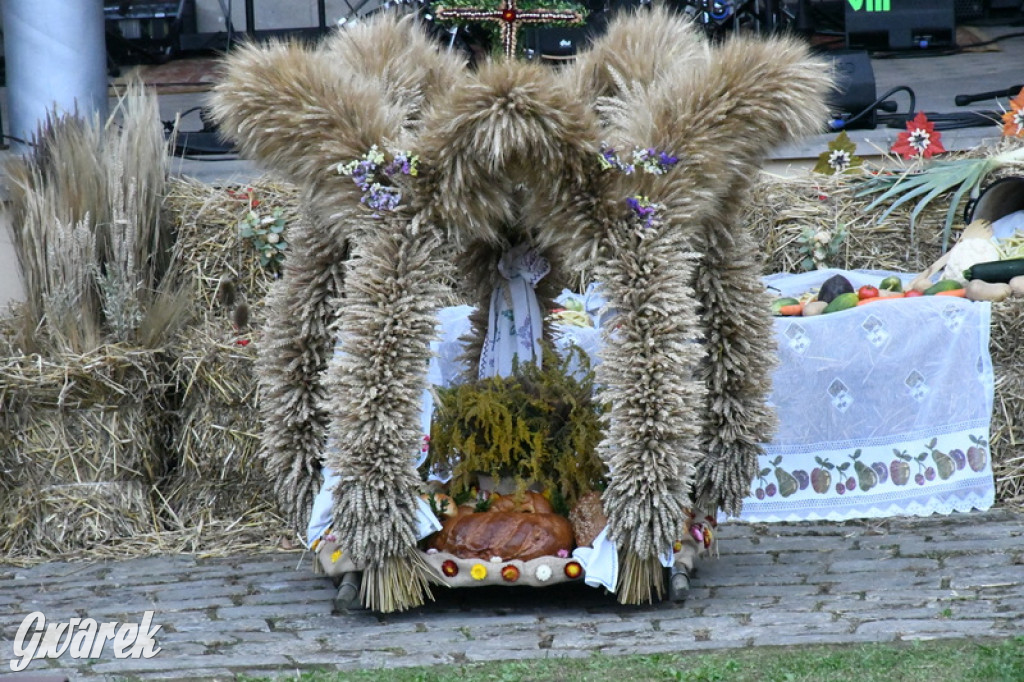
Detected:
[
  {"left": 923, "top": 279, "right": 962, "bottom": 295},
  {"left": 963, "top": 257, "right": 1024, "bottom": 283},
  {"left": 823, "top": 292, "right": 859, "bottom": 314}
]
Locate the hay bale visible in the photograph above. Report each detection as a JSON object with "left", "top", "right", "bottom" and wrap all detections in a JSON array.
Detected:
[
  {"left": 161, "top": 320, "right": 274, "bottom": 522},
  {"left": 161, "top": 177, "right": 305, "bottom": 526},
  {"left": 746, "top": 171, "right": 947, "bottom": 277},
  {"left": 164, "top": 176, "right": 302, "bottom": 316},
  {"left": 170, "top": 324, "right": 260, "bottom": 474},
  {"left": 989, "top": 301, "right": 1024, "bottom": 507},
  {"left": 0, "top": 480, "right": 153, "bottom": 557},
  {"left": 0, "top": 347, "right": 171, "bottom": 488}
]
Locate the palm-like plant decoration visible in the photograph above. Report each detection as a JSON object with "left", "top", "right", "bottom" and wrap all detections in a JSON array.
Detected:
[{"left": 857, "top": 145, "right": 1024, "bottom": 251}]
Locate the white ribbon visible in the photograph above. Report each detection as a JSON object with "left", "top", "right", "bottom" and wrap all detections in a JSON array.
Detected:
[{"left": 478, "top": 243, "right": 551, "bottom": 379}]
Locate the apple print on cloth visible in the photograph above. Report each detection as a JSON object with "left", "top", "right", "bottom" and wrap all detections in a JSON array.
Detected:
[{"left": 735, "top": 269, "right": 996, "bottom": 522}]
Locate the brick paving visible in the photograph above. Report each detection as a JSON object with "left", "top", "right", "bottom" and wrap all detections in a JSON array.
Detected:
[{"left": 1, "top": 508, "right": 1021, "bottom": 680}]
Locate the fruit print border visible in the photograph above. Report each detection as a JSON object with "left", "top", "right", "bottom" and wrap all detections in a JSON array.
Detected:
[{"left": 734, "top": 428, "right": 995, "bottom": 522}]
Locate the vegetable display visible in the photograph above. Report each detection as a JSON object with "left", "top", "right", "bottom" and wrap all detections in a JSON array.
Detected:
[{"left": 770, "top": 270, "right": 1020, "bottom": 317}]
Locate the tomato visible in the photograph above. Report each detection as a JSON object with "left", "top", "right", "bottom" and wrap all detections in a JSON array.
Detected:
[
  {"left": 904, "top": 290, "right": 924, "bottom": 297},
  {"left": 857, "top": 285, "right": 880, "bottom": 300}
]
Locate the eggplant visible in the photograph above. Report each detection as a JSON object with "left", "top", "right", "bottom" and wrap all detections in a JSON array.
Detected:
[{"left": 817, "top": 274, "right": 854, "bottom": 304}]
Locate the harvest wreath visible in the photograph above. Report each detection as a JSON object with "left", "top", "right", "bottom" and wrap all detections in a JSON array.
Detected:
[{"left": 210, "top": 8, "right": 833, "bottom": 611}]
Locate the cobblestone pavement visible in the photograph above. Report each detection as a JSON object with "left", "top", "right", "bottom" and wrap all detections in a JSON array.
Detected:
[{"left": 2, "top": 509, "right": 1021, "bottom": 680}]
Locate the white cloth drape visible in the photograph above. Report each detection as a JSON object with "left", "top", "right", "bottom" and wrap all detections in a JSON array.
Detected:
[{"left": 478, "top": 244, "right": 550, "bottom": 379}]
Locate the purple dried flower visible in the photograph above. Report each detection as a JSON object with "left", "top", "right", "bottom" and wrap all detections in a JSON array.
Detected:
[
  {"left": 340, "top": 148, "right": 418, "bottom": 215},
  {"left": 627, "top": 195, "right": 659, "bottom": 228},
  {"left": 364, "top": 184, "right": 402, "bottom": 212},
  {"left": 384, "top": 154, "right": 412, "bottom": 177}
]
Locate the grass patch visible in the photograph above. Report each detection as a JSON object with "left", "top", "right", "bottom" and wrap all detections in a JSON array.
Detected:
[{"left": 238, "top": 636, "right": 1023, "bottom": 682}]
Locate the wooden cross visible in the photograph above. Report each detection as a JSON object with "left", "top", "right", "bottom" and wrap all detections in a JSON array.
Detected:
[{"left": 434, "top": 0, "right": 584, "bottom": 59}]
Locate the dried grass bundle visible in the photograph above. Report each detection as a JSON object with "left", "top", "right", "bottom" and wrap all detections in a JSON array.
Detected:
[
  {"left": 3, "top": 79, "right": 182, "bottom": 355},
  {"left": 5, "top": 115, "right": 106, "bottom": 352}
]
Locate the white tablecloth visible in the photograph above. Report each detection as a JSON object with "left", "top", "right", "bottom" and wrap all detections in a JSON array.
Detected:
[{"left": 735, "top": 269, "right": 995, "bottom": 522}]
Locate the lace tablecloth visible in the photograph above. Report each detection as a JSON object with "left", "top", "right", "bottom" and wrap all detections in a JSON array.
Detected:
[{"left": 734, "top": 270, "right": 995, "bottom": 522}]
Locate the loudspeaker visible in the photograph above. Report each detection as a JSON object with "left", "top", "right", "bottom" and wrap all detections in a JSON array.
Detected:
[{"left": 827, "top": 50, "right": 878, "bottom": 129}]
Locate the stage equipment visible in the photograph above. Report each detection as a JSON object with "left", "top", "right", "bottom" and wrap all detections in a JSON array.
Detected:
[
  {"left": 845, "top": 0, "right": 956, "bottom": 51},
  {"left": 826, "top": 50, "right": 879, "bottom": 129}
]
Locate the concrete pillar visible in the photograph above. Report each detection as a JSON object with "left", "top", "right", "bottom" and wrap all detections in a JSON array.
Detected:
[{"left": 1, "top": 0, "right": 108, "bottom": 151}]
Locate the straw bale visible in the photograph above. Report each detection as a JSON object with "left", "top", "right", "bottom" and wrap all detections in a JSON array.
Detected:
[
  {"left": 989, "top": 301, "right": 1024, "bottom": 507},
  {"left": 0, "top": 480, "right": 154, "bottom": 557},
  {"left": 0, "top": 347, "right": 171, "bottom": 488},
  {"left": 746, "top": 171, "right": 946, "bottom": 277},
  {"left": 164, "top": 175, "right": 302, "bottom": 317},
  {"left": 160, "top": 319, "right": 275, "bottom": 522},
  {"left": 169, "top": 322, "right": 260, "bottom": 475}
]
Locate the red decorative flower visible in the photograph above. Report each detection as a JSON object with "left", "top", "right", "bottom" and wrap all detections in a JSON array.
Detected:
[
  {"left": 441, "top": 560, "right": 458, "bottom": 577},
  {"left": 891, "top": 112, "right": 945, "bottom": 160},
  {"left": 564, "top": 561, "right": 583, "bottom": 579},
  {"left": 500, "top": 565, "right": 520, "bottom": 582},
  {"left": 1003, "top": 91, "right": 1024, "bottom": 138}
]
